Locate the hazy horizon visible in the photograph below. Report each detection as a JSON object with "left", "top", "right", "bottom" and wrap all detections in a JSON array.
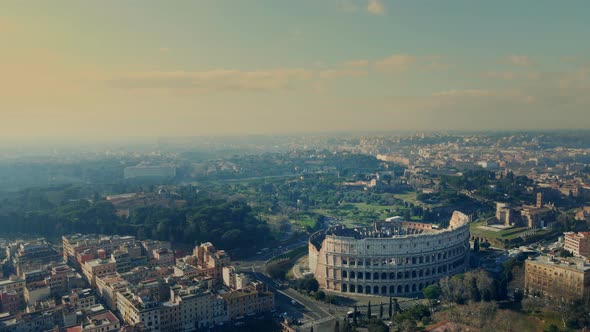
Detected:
[{"left": 2, "top": 0, "right": 590, "bottom": 137}]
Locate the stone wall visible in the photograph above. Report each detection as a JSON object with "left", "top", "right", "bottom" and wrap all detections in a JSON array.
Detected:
[{"left": 309, "top": 211, "right": 470, "bottom": 296}]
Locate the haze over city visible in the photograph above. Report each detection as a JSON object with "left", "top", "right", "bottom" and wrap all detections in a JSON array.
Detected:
[{"left": 2, "top": 0, "right": 590, "bottom": 138}]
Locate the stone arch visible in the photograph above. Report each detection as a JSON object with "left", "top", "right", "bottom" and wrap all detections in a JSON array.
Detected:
[
  {"left": 412, "top": 284, "right": 417, "bottom": 292},
  {"left": 342, "top": 284, "right": 348, "bottom": 292},
  {"left": 373, "top": 272, "right": 379, "bottom": 280},
  {"left": 412, "top": 271, "right": 417, "bottom": 278},
  {"left": 390, "top": 285, "right": 395, "bottom": 294},
  {"left": 404, "top": 284, "right": 410, "bottom": 293},
  {"left": 365, "top": 272, "right": 371, "bottom": 280},
  {"left": 373, "top": 286, "right": 379, "bottom": 294},
  {"left": 381, "top": 286, "right": 387, "bottom": 295},
  {"left": 350, "top": 271, "right": 355, "bottom": 279},
  {"left": 404, "top": 271, "right": 410, "bottom": 279},
  {"left": 381, "top": 272, "right": 387, "bottom": 280},
  {"left": 365, "top": 286, "right": 371, "bottom": 294},
  {"left": 397, "top": 272, "right": 403, "bottom": 279},
  {"left": 342, "top": 270, "right": 348, "bottom": 278},
  {"left": 350, "top": 284, "right": 355, "bottom": 293},
  {"left": 419, "top": 283, "right": 424, "bottom": 290},
  {"left": 397, "top": 285, "right": 403, "bottom": 293},
  {"left": 389, "top": 272, "right": 395, "bottom": 280}
]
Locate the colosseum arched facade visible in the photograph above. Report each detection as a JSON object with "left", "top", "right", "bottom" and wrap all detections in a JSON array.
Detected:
[{"left": 308, "top": 211, "right": 470, "bottom": 296}]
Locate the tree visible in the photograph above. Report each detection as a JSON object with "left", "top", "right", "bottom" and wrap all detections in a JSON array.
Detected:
[
  {"left": 367, "top": 301, "right": 372, "bottom": 318},
  {"left": 473, "top": 238, "right": 480, "bottom": 252},
  {"left": 393, "top": 298, "right": 401, "bottom": 315},
  {"left": 379, "top": 303, "right": 384, "bottom": 318},
  {"left": 353, "top": 305, "right": 358, "bottom": 325},
  {"left": 310, "top": 326, "right": 314, "bottom": 332},
  {"left": 423, "top": 284, "right": 441, "bottom": 311},
  {"left": 470, "top": 276, "right": 482, "bottom": 302},
  {"left": 399, "top": 319, "right": 417, "bottom": 332},
  {"left": 388, "top": 297, "right": 393, "bottom": 318},
  {"left": 334, "top": 320, "right": 340, "bottom": 332},
  {"left": 315, "top": 290, "right": 326, "bottom": 301}
]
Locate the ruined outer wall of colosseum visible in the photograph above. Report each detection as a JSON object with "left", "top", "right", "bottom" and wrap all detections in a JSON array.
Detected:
[{"left": 308, "top": 211, "right": 471, "bottom": 296}]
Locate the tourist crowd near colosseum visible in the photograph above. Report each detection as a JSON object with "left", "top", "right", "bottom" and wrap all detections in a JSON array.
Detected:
[{"left": 308, "top": 211, "right": 471, "bottom": 296}]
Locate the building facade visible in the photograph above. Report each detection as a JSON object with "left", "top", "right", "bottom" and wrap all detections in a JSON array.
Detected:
[
  {"left": 564, "top": 232, "right": 590, "bottom": 258},
  {"left": 308, "top": 211, "right": 471, "bottom": 296},
  {"left": 524, "top": 255, "right": 590, "bottom": 302}
]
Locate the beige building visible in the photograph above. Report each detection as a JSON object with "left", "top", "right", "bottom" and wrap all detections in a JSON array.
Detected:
[
  {"left": 524, "top": 255, "right": 590, "bottom": 302},
  {"left": 167, "top": 284, "right": 227, "bottom": 330},
  {"left": 62, "top": 234, "right": 135, "bottom": 269},
  {"left": 117, "top": 288, "right": 161, "bottom": 332},
  {"left": 24, "top": 281, "right": 51, "bottom": 306},
  {"left": 96, "top": 275, "right": 130, "bottom": 311},
  {"left": 221, "top": 287, "right": 275, "bottom": 320},
  {"left": 564, "top": 232, "right": 590, "bottom": 258},
  {"left": 62, "top": 288, "right": 96, "bottom": 310},
  {"left": 152, "top": 248, "right": 175, "bottom": 267},
  {"left": 82, "top": 259, "right": 116, "bottom": 287},
  {"left": 66, "top": 310, "right": 121, "bottom": 332},
  {"left": 0, "top": 276, "right": 26, "bottom": 308},
  {"left": 309, "top": 211, "right": 471, "bottom": 296}
]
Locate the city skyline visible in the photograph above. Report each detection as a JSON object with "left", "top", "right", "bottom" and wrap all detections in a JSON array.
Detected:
[{"left": 2, "top": 0, "right": 590, "bottom": 137}]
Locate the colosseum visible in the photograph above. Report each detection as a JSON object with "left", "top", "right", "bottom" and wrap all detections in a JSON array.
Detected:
[{"left": 308, "top": 211, "right": 470, "bottom": 296}]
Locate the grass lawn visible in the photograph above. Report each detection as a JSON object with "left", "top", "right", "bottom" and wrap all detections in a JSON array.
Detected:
[
  {"left": 469, "top": 221, "right": 528, "bottom": 240},
  {"left": 395, "top": 191, "right": 419, "bottom": 205},
  {"left": 291, "top": 215, "right": 318, "bottom": 229}
]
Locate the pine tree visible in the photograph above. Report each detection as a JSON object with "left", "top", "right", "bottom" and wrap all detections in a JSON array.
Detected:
[
  {"left": 379, "top": 303, "right": 384, "bottom": 318},
  {"left": 353, "top": 305, "right": 358, "bottom": 325},
  {"left": 367, "top": 301, "right": 372, "bottom": 318}
]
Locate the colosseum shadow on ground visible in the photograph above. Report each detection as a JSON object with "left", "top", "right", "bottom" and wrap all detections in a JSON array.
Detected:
[{"left": 308, "top": 211, "right": 471, "bottom": 297}]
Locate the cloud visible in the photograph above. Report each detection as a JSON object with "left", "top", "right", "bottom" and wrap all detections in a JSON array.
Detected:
[
  {"left": 367, "top": 0, "right": 385, "bottom": 15},
  {"left": 423, "top": 55, "right": 450, "bottom": 71},
  {"left": 337, "top": 0, "right": 358, "bottom": 12},
  {"left": 319, "top": 69, "right": 368, "bottom": 79},
  {"left": 342, "top": 59, "right": 369, "bottom": 67},
  {"left": 108, "top": 69, "right": 315, "bottom": 93},
  {"left": 483, "top": 71, "right": 516, "bottom": 80},
  {"left": 507, "top": 55, "right": 534, "bottom": 67},
  {"left": 432, "top": 89, "right": 496, "bottom": 98},
  {"left": 374, "top": 54, "right": 417, "bottom": 71},
  {"left": 432, "top": 89, "right": 535, "bottom": 104}
]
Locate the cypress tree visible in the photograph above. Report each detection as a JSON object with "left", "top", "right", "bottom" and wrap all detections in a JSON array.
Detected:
[{"left": 388, "top": 297, "right": 393, "bottom": 317}]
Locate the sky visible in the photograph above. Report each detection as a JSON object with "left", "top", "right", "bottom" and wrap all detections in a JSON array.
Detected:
[{"left": 1, "top": 0, "right": 590, "bottom": 137}]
